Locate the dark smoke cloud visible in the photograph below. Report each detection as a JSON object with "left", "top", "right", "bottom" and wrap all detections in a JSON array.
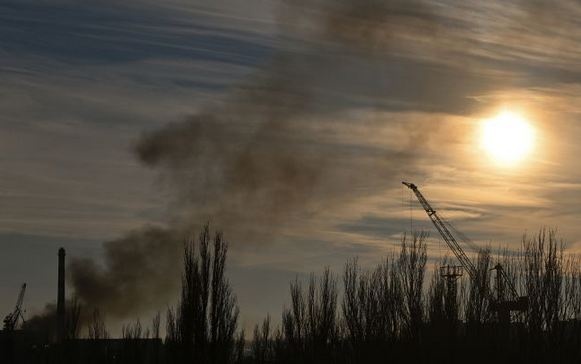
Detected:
[
  {"left": 69, "top": 227, "right": 183, "bottom": 318},
  {"left": 19, "top": 229, "right": 182, "bottom": 330},
  {"left": 282, "top": 0, "right": 439, "bottom": 47},
  {"left": 134, "top": 0, "right": 455, "bottom": 235},
  {"left": 68, "top": 0, "right": 480, "bottom": 320}
]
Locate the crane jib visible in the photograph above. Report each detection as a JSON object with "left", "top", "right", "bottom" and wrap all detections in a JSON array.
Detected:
[
  {"left": 401, "top": 181, "right": 528, "bottom": 315},
  {"left": 403, "top": 181, "right": 477, "bottom": 278}
]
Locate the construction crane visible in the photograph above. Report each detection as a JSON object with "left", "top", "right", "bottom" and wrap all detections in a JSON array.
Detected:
[
  {"left": 3, "top": 283, "right": 26, "bottom": 331},
  {"left": 402, "top": 182, "right": 528, "bottom": 321}
]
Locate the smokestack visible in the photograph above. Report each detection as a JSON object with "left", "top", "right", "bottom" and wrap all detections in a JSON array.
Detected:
[{"left": 57, "top": 247, "right": 65, "bottom": 343}]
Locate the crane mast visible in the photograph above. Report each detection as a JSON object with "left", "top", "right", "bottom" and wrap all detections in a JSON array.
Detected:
[{"left": 3, "top": 283, "right": 26, "bottom": 331}]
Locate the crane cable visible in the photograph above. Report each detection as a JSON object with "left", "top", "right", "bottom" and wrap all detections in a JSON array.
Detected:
[
  {"left": 405, "top": 184, "right": 444, "bottom": 262},
  {"left": 444, "top": 217, "right": 482, "bottom": 254},
  {"left": 403, "top": 183, "right": 412, "bottom": 235},
  {"left": 409, "top": 188, "right": 413, "bottom": 234},
  {"left": 401, "top": 183, "right": 405, "bottom": 234}
]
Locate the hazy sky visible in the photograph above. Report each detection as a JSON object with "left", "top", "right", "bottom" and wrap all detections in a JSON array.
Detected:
[{"left": 2, "top": 0, "right": 581, "bottom": 332}]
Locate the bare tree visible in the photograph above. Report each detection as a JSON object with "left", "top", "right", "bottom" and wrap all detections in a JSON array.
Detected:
[
  {"left": 252, "top": 315, "right": 272, "bottom": 364},
  {"left": 66, "top": 296, "right": 82, "bottom": 340},
  {"left": 234, "top": 329, "right": 246, "bottom": 364},
  {"left": 398, "top": 232, "right": 427, "bottom": 339},
  {"left": 172, "top": 223, "right": 239, "bottom": 364},
  {"left": 280, "top": 268, "right": 338, "bottom": 362},
  {"left": 282, "top": 278, "right": 306, "bottom": 357},
  {"left": 87, "top": 308, "right": 108, "bottom": 340},
  {"left": 121, "top": 319, "right": 144, "bottom": 339},
  {"left": 152, "top": 311, "right": 161, "bottom": 340},
  {"left": 465, "top": 249, "right": 493, "bottom": 327}
]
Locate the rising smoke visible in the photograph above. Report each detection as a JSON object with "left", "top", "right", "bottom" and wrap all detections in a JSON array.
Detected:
[
  {"left": 64, "top": 0, "right": 474, "bottom": 320},
  {"left": 69, "top": 227, "right": 183, "bottom": 317},
  {"left": 134, "top": 0, "right": 447, "bottom": 235}
]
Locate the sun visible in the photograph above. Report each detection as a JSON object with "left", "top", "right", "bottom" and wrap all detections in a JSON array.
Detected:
[{"left": 481, "top": 111, "right": 535, "bottom": 166}]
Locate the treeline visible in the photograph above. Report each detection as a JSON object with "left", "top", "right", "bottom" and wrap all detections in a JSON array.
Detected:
[
  {"left": 8, "top": 226, "right": 581, "bottom": 363},
  {"left": 245, "top": 229, "right": 581, "bottom": 364}
]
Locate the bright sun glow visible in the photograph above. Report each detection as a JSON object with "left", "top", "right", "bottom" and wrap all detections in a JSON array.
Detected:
[{"left": 481, "top": 111, "right": 535, "bottom": 166}]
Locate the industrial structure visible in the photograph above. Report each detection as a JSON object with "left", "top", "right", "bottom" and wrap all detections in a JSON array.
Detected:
[
  {"left": 1, "top": 247, "right": 163, "bottom": 364},
  {"left": 3, "top": 283, "right": 27, "bottom": 332},
  {"left": 402, "top": 181, "right": 529, "bottom": 323},
  {"left": 57, "top": 247, "right": 66, "bottom": 343}
]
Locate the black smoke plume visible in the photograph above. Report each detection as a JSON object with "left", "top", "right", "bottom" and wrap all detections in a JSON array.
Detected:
[
  {"left": 69, "top": 227, "right": 182, "bottom": 318},
  {"left": 66, "top": 0, "right": 465, "bottom": 320}
]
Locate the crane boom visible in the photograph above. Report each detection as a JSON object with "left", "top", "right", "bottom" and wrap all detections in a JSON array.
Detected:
[
  {"left": 402, "top": 182, "right": 528, "bottom": 319},
  {"left": 15, "top": 283, "right": 26, "bottom": 311},
  {"left": 402, "top": 182, "right": 476, "bottom": 277},
  {"left": 402, "top": 182, "right": 524, "bottom": 303}
]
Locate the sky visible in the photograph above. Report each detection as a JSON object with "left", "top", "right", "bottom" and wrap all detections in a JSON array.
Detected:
[{"left": 2, "top": 0, "right": 581, "bottom": 333}]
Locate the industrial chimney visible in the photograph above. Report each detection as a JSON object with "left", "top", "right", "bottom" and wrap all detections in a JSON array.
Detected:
[{"left": 57, "top": 247, "right": 65, "bottom": 343}]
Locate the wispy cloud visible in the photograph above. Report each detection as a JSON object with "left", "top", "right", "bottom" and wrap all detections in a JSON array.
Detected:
[{"left": 3, "top": 0, "right": 581, "bottom": 327}]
